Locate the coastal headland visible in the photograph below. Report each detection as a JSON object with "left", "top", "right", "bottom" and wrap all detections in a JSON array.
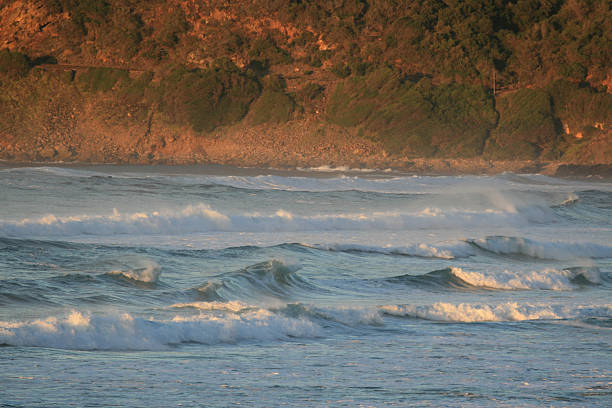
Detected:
[{"left": 1, "top": 0, "right": 610, "bottom": 174}]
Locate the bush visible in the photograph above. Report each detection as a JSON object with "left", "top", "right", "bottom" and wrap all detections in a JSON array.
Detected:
[
  {"left": 484, "top": 88, "right": 558, "bottom": 160},
  {"left": 248, "top": 75, "right": 295, "bottom": 125},
  {"left": 292, "top": 31, "right": 316, "bottom": 47},
  {"left": 327, "top": 69, "right": 496, "bottom": 157},
  {"left": 119, "top": 71, "right": 153, "bottom": 103},
  {"left": 59, "top": 0, "right": 110, "bottom": 34},
  {"left": 330, "top": 62, "right": 351, "bottom": 78},
  {"left": 547, "top": 80, "right": 612, "bottom": 132},
  {"left": 158, "top": 7, "right": 189, "bottom": 47},
  {"left": 298, "top": 82, "right": 324, "bottom": 103},
  {"left": 97, "top": 6, "right": 144, "bottom": 59},
  {"left": 249, "top": 37, "right": 293, "bottom": 65},
  {"left": 0, "top": 49, "right": 31, "bottom": 78},
  {"left": 77, "top": 67, "right": 129, "bottom": 92},
  {"left": 158, "top": 62, "right": 260, "bottom": 132}
]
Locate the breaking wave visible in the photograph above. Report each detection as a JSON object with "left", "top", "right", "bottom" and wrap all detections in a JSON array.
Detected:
[
  {"left": 0, "top": 203, "right": 557, "bottom": 238},
  {"left": 1, "top": 300, "right": 609, "bottom": 349},
  {"left": 384, "top": 266, "right": 603, "bottom": 291},
  {"left": 105, "top": 258, "right": 161, "bottom": 284},
  {"left": 0, "top": 309, "right": 322, "bottom": 350},
  {"left": 470, "top": 236, "right": 612, "bottom": 260},
  {"left": 307, "top": 242, "right": 475, "bottom": 259},
  {"left": 380, "top": 302, "right": 612, "bottom": 323}
]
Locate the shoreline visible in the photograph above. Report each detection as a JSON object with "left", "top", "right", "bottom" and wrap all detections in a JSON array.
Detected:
[
  {"left": 2, "top": 118, "right": 609, "bottom": 178},
  {"left": 2, "top": 159, "right": 610, "bottom": 179}
]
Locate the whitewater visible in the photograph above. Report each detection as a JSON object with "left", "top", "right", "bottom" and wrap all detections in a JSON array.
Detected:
[{"left": 1, "top": 164, "right": 610, "bottom": 407}]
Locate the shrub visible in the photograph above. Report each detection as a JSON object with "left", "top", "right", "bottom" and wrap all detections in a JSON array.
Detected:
[
  {"left": 298, "top": 82, "right": 324, "bottom": 103},
  {"left": 292, "top": 31, "right": 316, "bottom": 47},
  {"left": 97, "top": 6, "right": 144, "bottom": 59},
  {"left": 327, "top": 69, "right": 496, "bottom": 157},
  {"left": 0, "top": 49, "right": 31, "bottom": 78},
  {"left": 158, "top": 8, "right": 189, "bottom": 47},
  {"left": 119, "top": 71, "right": 153, "bottom": 103},
  {"left": 158, "top": 62, "right": 260, "bottom": 132},
  {"left": 59, "top": 0, "right": 110, "bottom": 34},
  {"left": 484, "top": 88, "right": 558, "bottom": 160},
  {"left": 547, "top": 80, "right": 612, "bottom": 131},
  {"left": 77, "top": 67, "right": 129, "bottom": 92},
  {"left": 249, "top": 37, "right": 293, "bottom": 65},
  {"left": 330, "top": 62, "right": 351, "bottom": 78},
  {"left": 248, "top": 75, "right": 295, "bottom": 125}
]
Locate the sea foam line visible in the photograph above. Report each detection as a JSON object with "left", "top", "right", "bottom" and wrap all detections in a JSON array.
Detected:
[
  {"left": 380, "top": 302, "right": 612, "bottom": 323},
  {"left": 0, "top": 309, "right": 321, "bottom": 350},
  {"left": 309, "top": 242, "right": 476, "bottom": 259},
  {"left": 448, "top": 267, "right": 602, "bottom": 290},
  {"left": 470, "top": 236, "right": 612, "bottom": 260},
  {"left": 0, "top": 203, "right": 548, "bottom": 237}
]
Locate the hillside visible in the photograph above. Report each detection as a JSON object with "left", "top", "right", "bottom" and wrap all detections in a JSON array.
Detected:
[{"left": 0, "top": 0, "right": 610, "bottom": 171}]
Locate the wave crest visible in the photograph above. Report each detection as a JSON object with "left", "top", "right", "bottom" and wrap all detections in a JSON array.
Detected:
[
  {"left": 470, "top": 236, "right": 612, "bottom": 260},
  {"left": 308, "top": 242, "right": 474, "bottom": 259},
  {"left": 196, "top": 260, "right": 313, "bottom": 301},
  {"left": 380, "top": 302, "right": 612, "bottom": 323},
  {"left": 386, "top": 267, "right": 602, "bottom": 291},
  {"left": 0, "top": 309, "right": 321, "bottom": 350},
  {"left": 0, "top": 204, "right": 556, "bottom": 238},
  {"left": 105, "top": 257, "right": 161, "bottom": 284}
]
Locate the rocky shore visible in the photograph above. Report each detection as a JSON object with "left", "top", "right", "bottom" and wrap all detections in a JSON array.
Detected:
[{"left": 1, "top": 116, "right": 608, "bottom": 177}]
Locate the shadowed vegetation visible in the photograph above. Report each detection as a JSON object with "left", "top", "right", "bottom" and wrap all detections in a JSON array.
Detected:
[{"left": 3, "top": 0, "right": 610, "bottom": 162}]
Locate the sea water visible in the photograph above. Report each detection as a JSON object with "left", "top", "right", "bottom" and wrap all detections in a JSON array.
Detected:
[{"left": 0, "top": 165, "right": 610, "bottom": 407}]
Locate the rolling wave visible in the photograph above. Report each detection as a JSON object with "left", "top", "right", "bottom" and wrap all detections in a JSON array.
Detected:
[
  {"left": 1, "top": 300, "right": 609, "bottom": 350},
  {"left": 383, "top": 266, "right": 604, "bottom": 291},
  {"left": 7, "top": 166, "right": 608, "bottom": 194},
  {"left": 469, "top": 236, "right": 612, "bottom": 260},
  {"left": 380, "top": 302, "right": 612, "bottom": 323},
  {"left": 307, "top": 242, "right": 475, "bottom": 259},
  {"left": 105, "top": 258, "right": 161, "bottom": 284},
  {"left": 0, "top": 309, "right": 322, "bottom": 350},
  {"left": 0, "top": 203, "right": 557, "bottom": 238},
  {"left": 196, "top": 260, "right": 319, "bottom": 301}
]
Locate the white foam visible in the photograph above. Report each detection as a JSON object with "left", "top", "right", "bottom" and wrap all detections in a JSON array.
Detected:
[
  {"left": 450, "top": 267, "right": 601, "bottom": 290},
  {"left": 472, "top": 236, "right": 612, "bottom": 260},
  {"left": 0, "top": 204, "right": 546, "bottom": 238},
  {"left": 107, "top": 258, "right": 161, "bottom": 283},
  {"left": 310, "top": 242, "right": 475, "bottom": 259},
  {"left": 0, "top": 309, "right": 322, "bottom": 350},
  {"left": 380, "top": 302, "right": 612, "bottom": 323},
  {"left": 296, "top": 165, "right": 382, "bottom": 173},
  {"left": 169, "top": 301, "right": 250, "bottom": 313}
]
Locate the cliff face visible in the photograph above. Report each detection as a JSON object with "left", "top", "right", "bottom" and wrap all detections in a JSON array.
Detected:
[{"left": 0, "top": 0, "right": 610, "bottom": 170}]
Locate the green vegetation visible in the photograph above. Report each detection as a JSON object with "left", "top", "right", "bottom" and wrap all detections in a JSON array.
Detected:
[
  {"left": 0, "top": 49, "right": 31, "bottom": 78},
  {"left": 77, "top": 67, "right": 130, "bottom": 92},
  {"left": 4, "top": 0, "right": 611, "bottom": 162},
  {"left": 547, "top": 80, "right": 612, "bottom": 134},
  {"left": 484, "top": 89, "right": 557, "bottom": 160},
  {"left": 248, "top": 75, "right": 295, "bottom": 125},
  {"left": 249, "top": 37, "right": 293, "bottom": 66},
  {"left": 157, "top": 60, "right": 260, "bottom": 132},
  {"left": 328, "top": 68, "right": 497, "bottom": 157}
]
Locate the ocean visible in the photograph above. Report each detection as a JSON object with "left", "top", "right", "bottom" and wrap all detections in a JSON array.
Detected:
[{"left": 0, "top": 165, "right": 610, "bottom": 407}]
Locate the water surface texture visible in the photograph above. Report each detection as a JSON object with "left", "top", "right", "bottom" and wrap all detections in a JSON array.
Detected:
[{"left": 1, "top": 165, "right": 611, "bottom": 407}]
